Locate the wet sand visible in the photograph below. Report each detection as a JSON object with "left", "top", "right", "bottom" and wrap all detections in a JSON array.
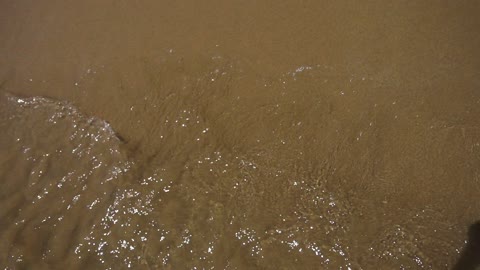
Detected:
[{"left": 1, "top": 0, "right": 480, "bottom": 268}]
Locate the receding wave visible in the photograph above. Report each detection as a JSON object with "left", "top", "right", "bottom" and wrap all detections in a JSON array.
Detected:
[{"left": 0, "top": 72, "right": 467, "bottom": 270}]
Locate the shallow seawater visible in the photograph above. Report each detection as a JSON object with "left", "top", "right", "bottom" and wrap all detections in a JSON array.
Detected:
[{"left": 1, "top": 1, "right": 480, "bottom": 269}]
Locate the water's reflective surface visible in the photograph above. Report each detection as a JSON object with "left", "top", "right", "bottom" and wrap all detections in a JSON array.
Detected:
[{"left": 1, "top": 0, "right": 480, "bottom": 269}]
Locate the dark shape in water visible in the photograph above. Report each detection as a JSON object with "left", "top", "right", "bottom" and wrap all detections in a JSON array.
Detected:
[{"left": 453, "top": 221, "right": 480, "bottom": 270}]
